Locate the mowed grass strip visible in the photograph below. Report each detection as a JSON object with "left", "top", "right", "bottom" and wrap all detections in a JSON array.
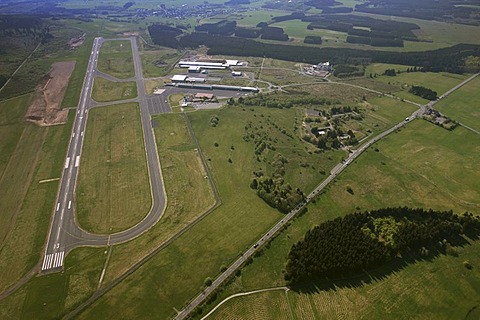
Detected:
[
  {"left": 201, "top": 119, "right": 480, "bottom": 319},
  {"left": 91, "top": 77, "right": 137, "bottom": 103},
  {"left": 103, "top": 113, "right": 215, "bottom": 283},
  {"left": 97, "top": 40, "right": 135, "bottom": 79},
  {"left": 76, "top": 103, "right": 150, "bottom": 234},
  {"left": 0, "top": 95, "right": 73, "bottom": 292},
  {"left": 75, "top": 106, "right": 343, "bottom": 319},
  {"left": 435, "top": 76, "right": 480, "bottom": 132}
]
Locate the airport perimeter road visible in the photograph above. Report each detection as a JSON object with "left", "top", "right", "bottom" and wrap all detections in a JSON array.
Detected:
[
  {"left": 177, "top": 83, "right": 480, "bottom": 318},
  {"left": 41, "top": 37, "right": 170, "bottom": 273}
]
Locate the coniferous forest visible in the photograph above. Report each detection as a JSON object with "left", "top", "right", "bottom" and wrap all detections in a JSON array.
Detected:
[{"left": 284, "top": 207, "right": 480, "bottom": 285}]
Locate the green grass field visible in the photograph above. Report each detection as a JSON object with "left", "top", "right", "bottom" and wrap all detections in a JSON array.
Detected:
[
  {"left": 91, "top": 77, "right": 137, "bottom": 102},
  {"left": 0, "top": 247, "right": 106, "bottom": 319},
  {"left": 435, "top": 76, "right": 480, "bottom": 132},
  {"left": 102, "top": 113, "right": 216, "bottom": 283},
  {"left": 74, "top": 105, "right": 345, "bottom": 319},
  {"left": 0, "top": 94, "right": 73, "bottom": 293},
  {"left": 196, "top": 119, "right": 480, "bottom": 318},
  {"left": 207, "top": 239, "right": 480, "bottom": 319},
  {"left": 97, "top": 40, "right": 135, "bottom": 79},
  {"left": 76, "top": 103, "right": 150, "bottom": 234},
  {"left": 140, "top": 48, "right": 182, "bottom": 78}
]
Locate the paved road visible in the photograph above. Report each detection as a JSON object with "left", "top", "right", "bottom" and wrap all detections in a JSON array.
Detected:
[
  {"left": 175, "top": 72, "right": 480, "bottom": 319},
  {"left": 40, "top": 36, "right": 252, "bottom": 273},
  {"left": 40, "top": 37, "right": 170, "bottom": 272}
]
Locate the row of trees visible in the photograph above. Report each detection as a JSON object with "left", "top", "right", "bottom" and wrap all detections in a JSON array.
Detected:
[{"left": 284, "top": 207, "right": 480, "bottom": 285}]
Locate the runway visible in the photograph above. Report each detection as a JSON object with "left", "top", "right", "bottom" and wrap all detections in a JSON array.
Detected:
[{"left": 41, "top": 36, "right": 251, "bottom": 273}]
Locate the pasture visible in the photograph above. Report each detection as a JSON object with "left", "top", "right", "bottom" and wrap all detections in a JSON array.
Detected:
[
  {"left": 197, "top": 119, "right": 480, "bottom": 318},
  {"left": 435, "top": 76, "right": 480, "bottom": 132}
]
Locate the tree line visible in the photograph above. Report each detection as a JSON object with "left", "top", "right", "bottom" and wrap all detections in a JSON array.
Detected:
[
  {"left": 284, "top": 207, "right": 480, "bottom": 285},
  {"left": 409, "top": 85, "right": 438, "bottom": 100}
]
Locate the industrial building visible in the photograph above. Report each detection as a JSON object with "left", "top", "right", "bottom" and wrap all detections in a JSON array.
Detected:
[{"left": 178, "top": 59, "right": 241, "bottom": 70}]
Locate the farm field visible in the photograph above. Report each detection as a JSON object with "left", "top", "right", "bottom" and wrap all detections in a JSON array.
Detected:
[
  {"left": 91, "top": 77, "right": 137, "bottom": 102},
  {"left": 0, "top": 94, "right": 73, "bottom": 293},
  {"left": 76, "top": 103, "right": 150, "bottom": 234},
  {"left": 97, "top": 40, "right": 135, "bottom": 79},
  {"left": 74, "top": 105, "right": 345, "bottom": 319},
  {"left": 435, "top": 76, "right": 480, "bottom": 132},
  {"left": 101, "top": 112, "right": 216, "bottom": 284},
  {"left": 196, "top": 119, "right": 480, "bottom": 318}
]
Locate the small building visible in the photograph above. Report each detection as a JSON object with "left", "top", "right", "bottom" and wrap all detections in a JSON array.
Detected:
[
  {"left": 171, "top": 75, "right": 188, "bottom": 82},
  {"left": 188, "top": 66, "right": 202, "bottom": 73},
  {"left": 231, "top": 71, "right": 242, "bottom": 76}
]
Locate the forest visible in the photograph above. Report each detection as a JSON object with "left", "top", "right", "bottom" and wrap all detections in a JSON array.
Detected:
[
  {"left": 409, "top": 85, "right": 438, "bottom": 100},
  {"left": 172, "top": 32, "right": 480, "bottom": 73},
  {"left": 284, "top": 207, "right": 480, "bottom": 285}
]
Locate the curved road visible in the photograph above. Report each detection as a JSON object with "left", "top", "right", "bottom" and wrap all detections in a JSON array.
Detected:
[{"left": 40, "top": 37, "right": 169, "bottom": 272}]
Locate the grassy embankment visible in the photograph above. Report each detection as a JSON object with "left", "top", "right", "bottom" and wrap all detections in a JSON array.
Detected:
[
  {"left": 73, "top": 97, "right": 416, "bottom": 318},
  {"left": 435, "top": 75, "right": 480, "bottom": 132},
  {"left": 91, "top": 77, "right": 137, "bottom": 102},
  {"left": 97, "top": 40, "right": 135, "bottom": 79},
  {"left": 198, "top": 119, "right": 480, "bottom": 319},
  {"left": 76, "top": 103, "right": 150, "bottom": 234}
]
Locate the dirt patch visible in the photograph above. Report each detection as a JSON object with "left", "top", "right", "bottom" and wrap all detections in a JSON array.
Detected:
[{"left": 25, "top": 61, "right": 75, "bottom": 126}]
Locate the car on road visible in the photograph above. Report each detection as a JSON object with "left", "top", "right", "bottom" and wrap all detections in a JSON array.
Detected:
[
  {"left": 253, "top": 244, "right": 259, "bottom": 248},
  {"left": 405, "top": 117, "right": 410, "bottom": 121}
]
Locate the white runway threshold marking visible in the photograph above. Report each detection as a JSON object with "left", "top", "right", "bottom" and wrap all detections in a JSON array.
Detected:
[
  {"left": 41, "top": 251, "right": 65, "bottom": 271},
  {"left": 75, "top": 156, "right": 80, "bottom": 167},
  {"left": 64, "top": 157, "right": 70, "bottom": 169}
]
